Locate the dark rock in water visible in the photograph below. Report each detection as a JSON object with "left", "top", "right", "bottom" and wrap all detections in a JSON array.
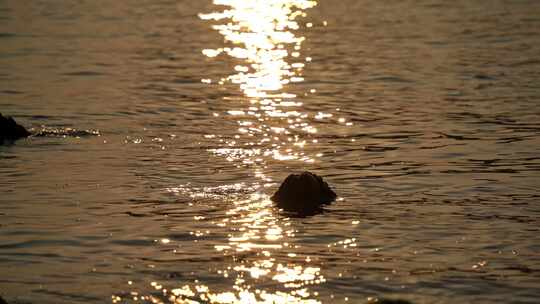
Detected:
[
  {"left": 271, "top": 171, "right": 336, "bottom": 213},
  {"left": 0, "top": 113, "right": 31, "bottom": 144}
]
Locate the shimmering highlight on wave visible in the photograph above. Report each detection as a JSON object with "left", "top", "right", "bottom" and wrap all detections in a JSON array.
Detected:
[
  {"left": 114, "top": 194, "right": 325, "bottom": 304},
  {"left": 199, "top": 0, "right": 325, "bottom": 165}
]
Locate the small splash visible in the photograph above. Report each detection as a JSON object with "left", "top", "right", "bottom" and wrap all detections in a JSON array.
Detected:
[
  {"left": 32, "top": 127, "right": 101, "bottom": 138},
  {"left": 167, "top": 183, "right": 258, "bottom": 200}
]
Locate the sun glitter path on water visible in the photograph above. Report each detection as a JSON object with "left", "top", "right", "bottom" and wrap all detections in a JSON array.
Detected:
[
  {"left": 112, "top": 1, "right": 336, "bottom": 303},
  {"left": 112, "top": 194, "right": 326, "bottom": 304},
  {"left": 200, "top": 0, "right": 328, "bottom": 165}
]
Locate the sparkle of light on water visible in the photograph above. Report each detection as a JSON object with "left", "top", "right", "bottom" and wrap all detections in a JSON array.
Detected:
[
  {"left": 115, "top": 1, "right": 331, "bottom": 303},
  {"left": 1, "top": 0, "right": 540, "bottom": 303},
  {"left": 200, "top": 0, "right": 325, "bottom": 166}
]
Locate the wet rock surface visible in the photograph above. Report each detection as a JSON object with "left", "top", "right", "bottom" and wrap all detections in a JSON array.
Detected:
[
  {"left": 271, "top": 171, "right": 337, "bottom": 214},
  {"left": 0, "top": 113, "right": 31, "bottom": 144}
]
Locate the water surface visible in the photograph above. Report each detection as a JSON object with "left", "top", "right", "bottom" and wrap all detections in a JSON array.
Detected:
[{"left": 1, "top": 0, "right": 540, "bottom": 303}]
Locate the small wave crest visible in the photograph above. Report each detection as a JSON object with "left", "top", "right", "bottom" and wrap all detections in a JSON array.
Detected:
[{"left": 31, "top": 127, "right": 100, "bottom": 138}]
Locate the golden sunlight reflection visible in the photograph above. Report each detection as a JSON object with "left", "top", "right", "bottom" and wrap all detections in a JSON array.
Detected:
[
  {"left": 210, "top": 193, "right": 325, "bottom": 303},
  {"left": 113, "top": 194, "right": 326, "bottom": 304},
  {"left": 181, "top": 2, "right": 327, "bottom": 301},
  {"left": 112, "top": 1, "right": 338, "bottom": 303},
  {"left": 199, "top": 0, "right": 333, "bottom": 165}
]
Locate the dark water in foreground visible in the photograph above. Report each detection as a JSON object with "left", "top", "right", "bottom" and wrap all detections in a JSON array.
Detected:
[{"left": 1, "top": 0, "right": 540, "bottom": 303}]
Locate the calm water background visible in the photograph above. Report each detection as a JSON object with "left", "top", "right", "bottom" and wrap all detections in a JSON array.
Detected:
[{"left": 1, "top": 0, "right": 540, "bottom": 303}]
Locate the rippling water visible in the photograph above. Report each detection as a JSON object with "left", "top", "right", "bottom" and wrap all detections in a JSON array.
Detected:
[{"left": 1, "top": 0, "right": 540, "bottom": 303}]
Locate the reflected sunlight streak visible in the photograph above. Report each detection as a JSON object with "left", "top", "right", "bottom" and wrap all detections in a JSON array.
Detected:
[
  {"left": 114, "top": 1, "right": 329, "bottom": 303},
  {"left": 200, "top": 0, "right": 320, "bottom": 165},
  {"left": 121, "top": 194, "right": 326, "bottom": 304}
]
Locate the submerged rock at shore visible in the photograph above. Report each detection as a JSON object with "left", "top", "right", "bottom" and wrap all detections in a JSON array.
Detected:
[
  {"left": 271, "top": 171, "right": 337, "bottom": 213},
  {"left": 0, "top": 112, "right": 101, "bottom": 145},
  {"left": 0, "top": 113, "right": 31, "bottom": 144}
]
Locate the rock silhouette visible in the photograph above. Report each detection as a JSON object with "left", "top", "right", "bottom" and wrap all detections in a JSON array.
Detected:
[
  {"left": 0, "top": 113, "right": 31, "bottom": 144},
  {"left": 271, "top": 171, "right": 336, "bottom": 213}
]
